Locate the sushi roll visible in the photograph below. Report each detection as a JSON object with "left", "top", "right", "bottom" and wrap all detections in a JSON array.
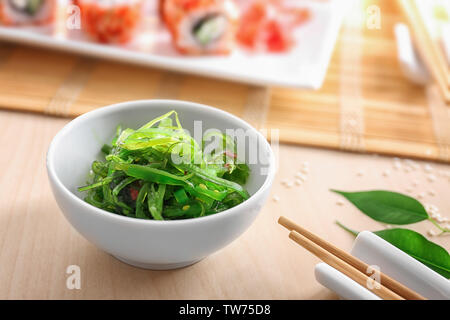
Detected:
[
  {"left": 0, "top": 0, "right": 56, "bottom": 26},
  {"left": 236, "top": 0, "right": 310, "bottom": 53},
  {"left": 161, "top": 0, "right": 239, "bottom": 55},
  {"left": 75, "top": 0, "right": 143, "bottom": 44}
]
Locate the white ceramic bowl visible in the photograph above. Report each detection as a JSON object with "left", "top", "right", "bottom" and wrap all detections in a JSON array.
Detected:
[{"left": 47, "top": 100, "right": 275, "bottom": 270}]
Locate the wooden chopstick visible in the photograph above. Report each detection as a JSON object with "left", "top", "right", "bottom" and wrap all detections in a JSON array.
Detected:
[
  {"left": 398, "top": 0, "right": 450, "bottom": 103},
  {"left": 409, "top": 1, "right": 450, "bottom": 83},
  {"left": 279, "top": 216, "right": 426, "bottom": 300}
]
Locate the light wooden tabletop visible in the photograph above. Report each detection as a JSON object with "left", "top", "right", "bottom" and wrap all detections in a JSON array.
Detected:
[{"left": 0, "top": 109, "right": 448, "bottom": 299}]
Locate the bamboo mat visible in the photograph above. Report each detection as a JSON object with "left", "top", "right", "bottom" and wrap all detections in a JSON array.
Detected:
[{"left": 0, "top": 0, "right": 449, "bottom": 163}]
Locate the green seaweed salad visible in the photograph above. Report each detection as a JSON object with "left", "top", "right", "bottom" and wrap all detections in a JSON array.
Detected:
[{"left": 78, "top": 111, "right": 250, "bottom": 220}]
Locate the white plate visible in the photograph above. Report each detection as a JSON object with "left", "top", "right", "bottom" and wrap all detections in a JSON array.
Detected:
[{"left": 0, "top": 0, "right": 348, "bottom": 89}]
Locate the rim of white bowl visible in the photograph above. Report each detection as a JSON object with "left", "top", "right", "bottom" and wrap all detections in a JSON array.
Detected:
[{"left": 47, "top": 99, "right": 276, "bottom": 226}]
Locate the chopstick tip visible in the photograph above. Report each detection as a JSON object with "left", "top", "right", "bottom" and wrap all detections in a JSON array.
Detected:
[{"left": 278, "top": 216, "right": 291, "bottom": 230}]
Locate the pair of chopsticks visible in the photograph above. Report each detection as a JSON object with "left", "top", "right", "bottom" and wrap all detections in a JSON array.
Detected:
[
  {"left": 398, "top": 0, "right": 450, "bottom": 103},
  {"left": 278, "top": 216, "right": 426, "bottom": 300}
]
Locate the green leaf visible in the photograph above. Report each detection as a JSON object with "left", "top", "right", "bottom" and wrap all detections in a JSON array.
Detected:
[
  {"left": 374, "top": 228, "right": 450, "bottom": 278},
  {"left": 331, "top": 190, "right": 428, "bottom": 225},
  {"left": 335, "top": 221, "right": 358, "bottom": 237}
]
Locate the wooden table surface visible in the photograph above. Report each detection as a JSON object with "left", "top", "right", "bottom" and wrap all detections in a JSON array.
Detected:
[{"left": 0, "top": 109, "right": 449, "bottom": 299}]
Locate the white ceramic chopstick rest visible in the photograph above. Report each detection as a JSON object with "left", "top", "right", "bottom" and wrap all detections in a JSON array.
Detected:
[
  {"left": 314, "top": 263, "right": 381, "bottom": 300},
  {"left": 441, "top": 24, "right": 450, "bottom": 65},
  {"left": 394, "top": 23, "right": 431, "bottom": 85},
  {"left": 351, "top": 231, "right": 450, "bottom": 300}
]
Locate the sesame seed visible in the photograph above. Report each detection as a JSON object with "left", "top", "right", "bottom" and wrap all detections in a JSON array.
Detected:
[
  {"left": 427, "top": 174, "right": 436, "bottom": 182},
  {"left": 336, "top": 200, "right": 345, "bottom": 206},
  {"left": 405, "top": 159, "right": 419, "bottom": 170},
  {"left": 393, "top": 162, "right": 402, "bottom": 170},
  {"left": 295, "top": 174, "right": 307, "bottom": 182},
  {"left": 199, "top": 183, "right": 207, "bottom": 190},
  {"left": 412, "top": 180, "right": 418, "bottom": 187},
  {"left": 428, "top": 190, "right": 435, "bottom": 197},
  {"left": 425, "top": 204, "right": 440, "bottom": 216},
  {"left": 301, "top": 167, "right": 309, "bottom": 174},
  {"left": 429, "top": 204, "right": 439, "bottom": 213},
  {"left": 404, "top": 159, "right": 413, "bottom": 166},
  {"left": 356, "top": 170, "right": 364, "bottom": 177},
  {"left": 286, "top": 182, "right": 293, "bottom": 188},
  {"left": 295, "top": 179, "right": 302, "bottom": 186},
  {"left": 405, "top": 187, "right": 412, "bottom": 193},
  {"left": 182, "top": 205, "right": 190, "bottom": 211},
  {"left": 417, "top": 193, "right": 425, "bottom": 199},
  {"left": 382, "top": 170, "right": 390, "bottom": 177},
  {"left": 427, "top": 229, "right": 437, "bottom": 236},
  {"left": 424, "top": 164, "right": 433, "bottom": 173},
  {"left": 272, "top": 195, "right": 280, "bottom": 202}
]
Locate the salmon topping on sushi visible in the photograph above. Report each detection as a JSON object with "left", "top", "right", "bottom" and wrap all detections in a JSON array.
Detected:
[
  {"left": 237, "top": 0, "right": 311, "bottom": 53},
  {"left": 76, "top": 0, "right": 143, "bottom": 44}
]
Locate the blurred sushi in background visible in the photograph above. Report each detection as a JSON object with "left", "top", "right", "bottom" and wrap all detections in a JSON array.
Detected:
[
  {"left": 75, "top": 0, "right": 143, "bottom": 44},
  {"left": 236, "top": 0, "right": 311, "bottom": 53},
  {"left": 0, "top": 0, "right": 313, "bottom": 55},
  {"left": 0, "top": 0, "right": 56, "bottom": 26},
  {"left": 160, "top": 0, "right": 239, "bottom": 55}
]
